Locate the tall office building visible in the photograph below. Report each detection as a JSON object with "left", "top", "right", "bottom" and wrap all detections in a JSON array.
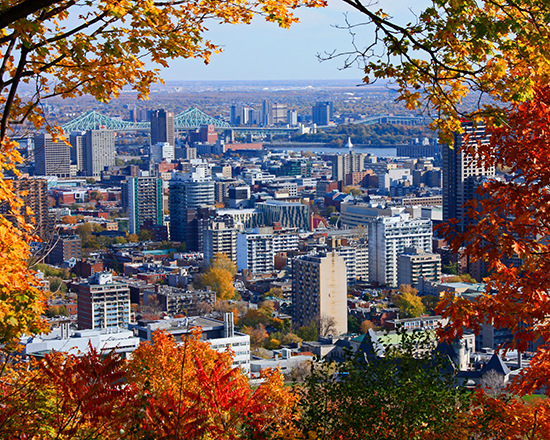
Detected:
[
  {"left": 123, "top": 176, "right": 163, "bottom": 234},
  {"left": 272, "top": 103, "right": 287, "bottom": 124},
  {"left": 34, "top": 133, "right": 71, "bottom": 177},
  {"left": 262, "top": 99, "right": 273, "bottom": 126},
  {"left": 69, "top": 131, "right": 86, "bottom": 173},
  {"left": 77, "top": 272, "right": 130, "bottom": 330},
  {"left": 368, "top": 213, "right": 433, "bottom": 287},
  {"left": 443, "top": 123, "right": 495, "bottom": 233},
  {"left": 85, "top": 129, "right": 115, "bottom": 178},
  {"left": 169, "top": 168, "right": 215, "bottom": 246},
  {"left": 150, "top": 109, "right": 175, "bottom": 147},
  {"left": 293, "top": 251, "right": 348, "bottom": 337},
  {"left": 312, "top": 101, "right": 334, "bottom": 125}
]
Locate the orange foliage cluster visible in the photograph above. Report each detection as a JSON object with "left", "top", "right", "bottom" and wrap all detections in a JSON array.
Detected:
[{"left": 0, "top": 330, "right": 298, "bottom": 439}]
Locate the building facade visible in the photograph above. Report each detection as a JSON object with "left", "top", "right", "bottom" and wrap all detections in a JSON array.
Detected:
[
  {"left": 368, "top": 214, "right": 433, "bottom": 287},
  {"left": 169, "top": 168, "right": 215, "bottom": 245},
  {"left": 150, "top": 109, "right": 175, "bottom": 147},
  {"left": 77, "top": 272, "right": 130, "bottom": 330},
  {"left": 84, "top": 129, "right": 115, "bottom": 178},
  {"left": 34, "top": 133, "right": 71, "bottom": 177},
  {"left": 124, "top": 176, "right": 163, "bottom": 235},
  {"left": 397, "top": 247, "right": 442, "bottom": 287},
  {"left": 443, "top": 123, "right": 495, "bottom": 233},
  {"left": 292, "top": 251, "right": 348, "bottom": 337}
]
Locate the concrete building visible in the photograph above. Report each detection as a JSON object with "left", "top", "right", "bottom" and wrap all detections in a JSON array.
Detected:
[
  {"left": 340, "top": 203, "right": 406, "bottom": 229},
  {"left": 69, "top": 131, "right": 86, "bottom": 173},
  {"left": 47, "top": 235, "right": 82, "bottom": 265},
  {"left": 203, "top": 221, "right": 239, "bottom": 265},
  {"left": 312, "top": 101, "right": 333, "bottom": 125},
  {"left": 123, "top": 175, "right": 163, "bottom": 235},
  {"left": 331, "top": 152, "right": 370, "bottom": 182},
  {"left": 256, "top": 200, "right": 309, "bottom": 231},
  {"left": 443, "top": 123, "right": 495, "bottom": 233},
  {"left": 143, "top": 286, "right": 216, "bottom": 316},
  {"left": 237, "top": 228, "right": 299, "bottom": 274},
  {"left": 84, "top": 129, "right": 115, "bottom": 178},
  {"left": 292, "top": 251, "right": 348, "bottom": 337},
  {"left": 368, "top": 214, "right": 433, "bottom": 287},
  {"left": 150, "top": 109, "right": 175, "bottom": 147},
  {"left": 22, "top": 326, "right": 140, "bottom": 358},
  {"left": 77, "top": 272, "right": 130, "bottom": 330},
  {"left": 169, "top": 168, "right": 215, "bottom": 245},
  {"left": 397, "top": 247, "right": 442, "bottom": 287},
  {"left": 150, "top": 141, "right": 175, "bottom": 163},
  {"left": 34, "top": 133, "right": 71, "bottom": 177}
]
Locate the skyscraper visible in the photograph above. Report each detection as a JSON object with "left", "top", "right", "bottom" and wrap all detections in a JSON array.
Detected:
[
  {"left": 69, "top": 131, "right": 86, "bottom": 173},
  {"left": 34, "top": 133, "right": 71, "bottom": 177},
  {"left": 150, "top": 109, "right": 175, "bottom": 147},
  {"left": 84, "top": 129, "right": 115, "bottom": 178},
  {"left": 292, "top": 251, "right": 348, "bottom": 337},
  {"left": 123, "top": 176, "right": 163, "bottom": 234},
  {"left": 169, "top": 168, "right": 215, "bottom": 247},
  {"left": 442, "top": 122, "right": 495, "bottom": 233}
]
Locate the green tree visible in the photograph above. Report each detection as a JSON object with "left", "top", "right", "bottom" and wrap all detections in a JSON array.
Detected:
[
  {"left": 296, "top": 328, "right": 470, "bottom": 439},
  {"left": 348, "top": 315, "right": 360, "bottom": 333},
  {"left": 296, "top": 321, "right": 318, "bottom": 342}
]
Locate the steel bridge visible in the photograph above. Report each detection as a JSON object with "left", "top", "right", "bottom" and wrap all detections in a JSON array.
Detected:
[{"left": 61, "top": 108, "right": 232, "bottom": 132}]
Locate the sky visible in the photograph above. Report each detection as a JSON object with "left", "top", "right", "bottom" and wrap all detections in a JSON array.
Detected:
[{"left": 158, "top": 0, "right": 426, "bottom": 82}]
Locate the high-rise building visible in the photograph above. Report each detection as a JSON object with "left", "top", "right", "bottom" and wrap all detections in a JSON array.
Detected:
[
  {"left": 272, "top": 103, "right": 287, "bottom": 124},
  {"left": 331, "top": 152, "right": 370, "bottom": 181},
  {"left": 236, "top": 228, "right": 299, "bottom": 275},
  {"left": 69, "top": 131, "right": 86, "bottom": 173},
  {"left": 34, "top": 133, "right": 71, "bottom": 177},
  {"left": 84, "top": 129, "right": 115, "bottom": 178},
  {"left": 287, "top": 110, "right": 298, "bottom": 126},
  {"left": 77, "top": 272, "right": 130, "bottom": 330},
  {"left": 150, "top": 109, "right": 175, "bottom": 147},
  {"left": 262, "top": 100, "right": 273, "bottom": 126},
  {"left": 368, "top": 214, "right": 433, "bottom": 287},
  {"left": 169, "top": 168, "right": 215, "bottom": 246},
  {"left": 123, "top": 176, "right": 163, "bottom": 234},
  {"left": 398, "top": 247, "right": 442, "bottom": 287},
  {"left": 312, "top": 101, "right": 334, "bottom": 125},
  {"left": 204, "top": 221, "right": 239, "bottom": 266},
  {"left": 2, "top": 177, "right": 51, "bottom": 237},
  {"left": 292, "top": 251, "right": 348, "bottom": 337},
  {"left": 443, "top": 123, "right": 495, "bottom": 233}
]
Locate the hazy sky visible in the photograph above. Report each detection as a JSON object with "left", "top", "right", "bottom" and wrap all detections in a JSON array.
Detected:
[{"left": 159, "top": 0, "right": 424, "bottom": 82}]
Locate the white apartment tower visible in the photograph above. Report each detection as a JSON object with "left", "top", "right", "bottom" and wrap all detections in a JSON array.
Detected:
[
  {"left": 85, "top": 129, "right": 115, "bottom": 178},
  {"left": 368, "top": 214, "right": 433, "bottom": 287}
]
